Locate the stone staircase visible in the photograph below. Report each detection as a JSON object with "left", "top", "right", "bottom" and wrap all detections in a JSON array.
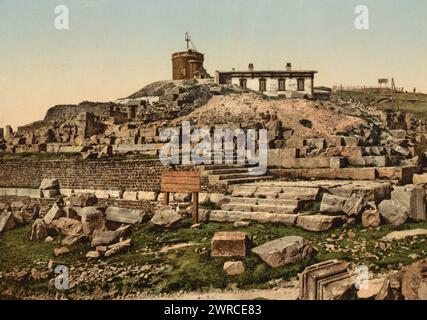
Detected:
[{"left": 199, "top": 164, "right": 274, "bottom": 186}]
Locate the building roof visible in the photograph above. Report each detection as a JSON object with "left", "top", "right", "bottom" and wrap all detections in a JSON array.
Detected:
[{"left": 216, "top": 70, "right": 317, "bottom": 75}]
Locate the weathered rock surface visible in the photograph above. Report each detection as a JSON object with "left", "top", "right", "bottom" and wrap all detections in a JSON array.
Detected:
[
  {"left": 30, "top": 219, "right": 48, "bottom": 241},
  {"left": 211, "top": 231, "right": 249, "bottom": 257},
  {"left": 223, "top": 261, "right": 245, "bottom": 276},
  {"left": 252, "top": 236, "right": 309, "bottom": 268},
  {"left": 361, "top": 208, "right": 381, "bottom": 228},
  {"left": 401, "top": 258, "right": 427, "bottom": 300},
  {"left": 320, "top": 193, "right": 347, "bottom": 214},
  {"left": 69, "top": 194, "right": 98, "bottom": 207},
  {"left": 151, "top": 207, "right": 182, "bottom": 229},
  {"left": 0, "top": 212, "right": 16, "bottom": 233},
  {"left": 80, "top": 207, "right": 106, "bottom": 235},
  {"left": 54, "top": 246, "right": 71, "bottom": 257},
  {"left": 51, "top": 217, "right": 83, "bottom": 237},
  {"left": 378, "top": 200, "right": 408, "bottom": 226}
]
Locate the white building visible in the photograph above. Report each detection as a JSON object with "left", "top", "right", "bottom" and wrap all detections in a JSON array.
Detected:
[{"left": 215, "top": 63, "right": 317, "bottom": 98}]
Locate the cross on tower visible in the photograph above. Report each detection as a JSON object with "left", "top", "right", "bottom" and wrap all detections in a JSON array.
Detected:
[{"left": 185, "top": 32, "right": 191, "bottom": 50}]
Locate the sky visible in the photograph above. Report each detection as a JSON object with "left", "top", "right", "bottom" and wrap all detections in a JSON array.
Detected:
[{"left": 0, "top": 0, "right": 426, "bottom": 129}]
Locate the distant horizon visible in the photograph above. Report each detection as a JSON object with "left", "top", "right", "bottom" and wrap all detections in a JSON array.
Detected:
[{"left": 1, "top": 0, "right": 426, "bottom": 129}]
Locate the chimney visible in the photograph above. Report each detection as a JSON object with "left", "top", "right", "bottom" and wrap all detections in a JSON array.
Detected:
[
  {"left": 286, "top": 63, "right": 292, "bottom": 71},
  {"left": 248, "top": 63, "right": 254, "bottom": 72}
]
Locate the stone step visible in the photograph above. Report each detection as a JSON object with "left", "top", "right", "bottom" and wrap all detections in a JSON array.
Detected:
[
  {"left": 224, "top": 196, "right": 300, "bottom": 207},
  {"left": 205, "top": 168, "right": 251, "bottom": 175},
  {"left": 202, "top": 210, "right": 298, "bottom": 225},
  {"left": 218, "top": 173, "right": 263, "bottom": 180},
  {"left": 199, "top": 164, "right": 257, "bottom": 171},
  {"left": 221, "top": 203, "right": 298, "bottom": 214},
  {"left": 221, "top": 176, "right": 275, "bottom": 186}
]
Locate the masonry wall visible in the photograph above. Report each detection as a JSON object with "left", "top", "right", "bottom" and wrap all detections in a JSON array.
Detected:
[{"left": 0, "top": 159, "right": 193, "bottom": 192}]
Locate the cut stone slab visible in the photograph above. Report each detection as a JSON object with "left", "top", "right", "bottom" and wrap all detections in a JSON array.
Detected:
[
  {"left": 234, "top": 221, "right": 251, "bottom": 228},
  {"left": 173, "top": 193, "right": 192, "bottom": 202},
  {"left": 413, "top": 173, "right": 427, "bottom": 185},
  {"left": 61, "top": 234, "right": 87, "bottom": 247},
  {"left": 86, "top": 251, "right": 101, "bottom": 259},
  {"left": 39, "top": 179, "right": 59, "bottom": 190},
  {"left": 252, "top": 236, "right": 308, "bottom": 268},
  {"left": 296, "top": 215, "right": 344, "bottom": 232},
  {"left": 0, "top": 212, "right": 16, "bottom": 233},
  {"left": 105, "top": 207, "right": 147, "bottom": 225},
  {"left": 320, "top": 193, "right": 347, "bottom": 214},
  {"left": 91, "top": 230, "right": 120, "bottom": 247},
  {"left": 137, "top": 191, "right": 158, "bottom": 201},
  {"left": 43, "top": 203, "right": 65, "bottom": 225},
  {"left": 342, "top": 193, "right": 368, "bottom": 216},
  {"left": 378, "top": 200, "right": 409, "bottom": 226},
  {"left": 151, "top": 207, "right": 182, "bottom": 229},
  {"left": 382, "top": 228, "right": 427, "bottom": 241},
  {"left": 279, "top": 187, "right": 320, "bottom": 201},
  {"left": 122, "top": 191, "right": 138, "bottom": 201},
  {"left": 223, "top": 261, "right": 245, "bottom": 276},
  {"left": 211, "top": 231, "right": 249, "bottom": 257},
  {"left": 69, "top": 194, "right": 98, "bottom": 207},
  {"left": 198, "top": 193, "right": 210, "bottom": 204},
  {"left": 391, "top": 185, "right": 426, "bottom": 222}
]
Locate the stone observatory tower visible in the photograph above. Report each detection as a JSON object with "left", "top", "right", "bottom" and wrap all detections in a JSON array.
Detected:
[{"left": 172, "top": 33, "right": 209, "bottom": 80}]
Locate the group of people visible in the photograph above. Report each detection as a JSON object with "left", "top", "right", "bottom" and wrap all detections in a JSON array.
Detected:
[{"left": 256, "top": 111, "right": 284, "bottom": 146}]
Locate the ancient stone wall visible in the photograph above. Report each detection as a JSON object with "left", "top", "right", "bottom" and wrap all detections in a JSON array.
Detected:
[{"left": 0, "top": 159, "right": 223, "bottom": 193}]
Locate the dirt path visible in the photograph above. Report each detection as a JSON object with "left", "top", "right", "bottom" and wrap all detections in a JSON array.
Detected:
[{"left": 131, "top": 283, "right": 300, "bottom": 300}]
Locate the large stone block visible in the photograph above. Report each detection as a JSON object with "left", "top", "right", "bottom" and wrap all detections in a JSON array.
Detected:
[
  {"left": 378, "top": 200, "right": 408, "bottom": 226},
  {"left": 211, "top": 231, "right": 249, "bottom": 257},
  {"left": 391, "top": 185, "right": 426, "bottom": 221},
  {"left": 43, "top": 203, "right": 65, "bottom": 225},
  {"left": 252, "top": 236, "right": 308, "bottom": 268},
  {"left": 69, "top": 194, "right": 98, "bottom": 207},
  {"left": 296, "top": 215, "right": 344, "bottom": 232},
  {"left": 105, "top": 207, "right": 147, "bottom": 225},
  {"left": 320, "top": 193, "right": 347, "bottom": 214}
]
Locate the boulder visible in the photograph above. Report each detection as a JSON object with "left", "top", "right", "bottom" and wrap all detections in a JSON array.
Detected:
[
  {"left": 43, "top": 203, "right": 65, "bottom": 225},
  {"left": 211, "top": 232, "right": 249, "bottom": 257},
  {"left": 91, "top": 230, "right": 119, "bottom": 247},
  {"left": 378, "top": 200, "right": 408, "bottom": 226},
  {"left": 80, "top": 207, "right": 106, "bottom": 235},
  {"left": 54, "top": 247, "right": 71, "bottom": 257},
  {"left": 361, "top": 209, "right": 381, "bottom": 228},
  {"left": 105, "top": 207, "right": 147, "bottom": 225},
  {"left": 30, "top": 219, "right": 48, "bottom": 241},
  {"left": 0, "top": 212, "right": 16, "bottom": 233},
  {"left": 39, "top": 179, "right": 59, "bottom": 190},
  {"left": 320, "top": 193, "right": 347, "bottom": 214},
  {"left": 252, "top": 236, "right": 309, "bottom": 268},
  {"left": 51, "top": 217, "right": 83, "bottom": 237},
  {"left": 391, "top": 185, "right": 426, "bottom": 221},
  {"left": 296, "top": 215, "right": 344, "bottom": 232},
  {"left": 151, "top": 207, "right": 182, "bottom": 229},
  {"left": 104, "top": 239, "right": 132, "bottom": 257},
  {"left": 64, "top": 206, "right": 80, "bottom": 220},
  {"left": 223, "top": 261, "right": 245, "bottom": 276},
  {"left": 69, "top": 194, "right": 98, "bottom": 207}
]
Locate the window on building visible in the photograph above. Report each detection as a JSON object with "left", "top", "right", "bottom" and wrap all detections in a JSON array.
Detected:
[
  {"left": 297, "top": 78, "right": 305, "bottom": 91},
  {"left": 278, "top": 79, "right": 286, "bottom": 91},
  {"left": 239, "top": 78, "right": 247, "bottom": 89},
  {"left": 259, "top": 78, "right": 267, "bottom": 92}
]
